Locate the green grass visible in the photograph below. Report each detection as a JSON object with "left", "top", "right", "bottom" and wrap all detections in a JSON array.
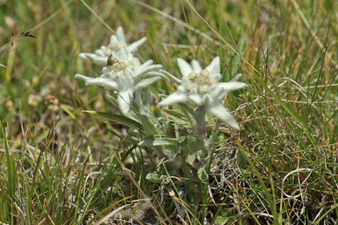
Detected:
[{"left": 0, "top": 0, "right": 337, "bottom": 224}]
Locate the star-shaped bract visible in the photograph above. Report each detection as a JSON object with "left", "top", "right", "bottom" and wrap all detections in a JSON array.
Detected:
[
  {"left": 76, "top": 46, "right": 163, "bottom": 114},
  {"left": 158, "top": 57, "right": 247, "bottom": 129},
  {"left": 79, "top": 26, "right": 147, "bottom": 66}
]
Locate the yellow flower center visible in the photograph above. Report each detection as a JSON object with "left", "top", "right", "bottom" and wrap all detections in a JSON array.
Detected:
[
  {"left": 103, "top": 48, "right": 113, "bottom": 56},
  {"left": 185, "top": 70, "right": 216, "bottom": 93},
  {"left": 104, "top": 57, "right": 131, "bottom": 78},
  {"left": 108, "top": 43, "right": 122, "bottom": 51}
]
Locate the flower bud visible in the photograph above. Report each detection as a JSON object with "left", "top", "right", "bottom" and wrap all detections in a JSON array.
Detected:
[
  {"left": 188, "top": 72, "right": 198, "bottom": 80},
  {"left": 199, "top": 84, "right": 210, "bottom": 93},
  {"left": 200, "top": 70, "right": 210, "bottom": 78}
]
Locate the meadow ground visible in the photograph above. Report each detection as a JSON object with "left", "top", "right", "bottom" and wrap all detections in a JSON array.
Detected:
[{"left": 0, "top": 0, "right": 337, "bottom": 224}]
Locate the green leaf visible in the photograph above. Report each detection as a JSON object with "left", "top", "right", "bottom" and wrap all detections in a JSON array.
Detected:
[
  {"left": 146, "top": 173, "right": 167, "bottom": 183},
  {"left": 197, "top": 166, "right": 209, "bottom": 181},
  {"left": 237, "top": 37, "right": 247, "bottom": 53},
  {"left": 138, "top": 137, "right": 177, "bottom": 147},
  {"left": 0, "top": 121, "right": 16, "bottom": 198},
  {"left": 180, "top": 136, "right": 204, "bottom": 153},
  {"left": 83, "top": 111, "right": 143, "bottom": 130},
  {"left": 237, "top": 149, "right": 246, "bottom": 169},
  {"left": 163, "top": 109, "right": 189, "bottom": 124},
  {"left": 215, "top": 216, "right": 227, "bottom": 225},
  {"left": 231, "top": 38, "right": 246, "bottom": 77},
  {"left": 186, "top": 152, "right": 197, "bottom": 166},
  {"left": 138, "top": 114, "right": 158, "bottom": 136},
  {"left": 178, "top": 136, "right": 186, "bottom": 144}
]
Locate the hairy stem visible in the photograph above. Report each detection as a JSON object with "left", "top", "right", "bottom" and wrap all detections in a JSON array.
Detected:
[{"left": 195, "top": 105, "right": 207, "bottom": 140}]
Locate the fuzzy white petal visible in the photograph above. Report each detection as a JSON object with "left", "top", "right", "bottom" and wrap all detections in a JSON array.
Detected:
[
  {"left": 145, "top": 71, "right": 168, "bottom": 80},
  {"left": 188, "top": 94, "right": 204, "bottom": 106},
  {"left": 118, "top": 70, "right": 135, "bottom": 90},
  {"left": 191, "top": 60, "right": 202, "bottom": 73},
  {"left": 109, "top": 35, "right": 119, "bottom": 44},
  {"left": 95, "top": 48, "right": 106, "bottom": 56},
  {"left": 115, "top": 26, "right": 126, "bottom": 44},
  {"left": 75, "top": 74, "right": 118, "bottom": 90},
  {"left": 159, "top": 69, "right": 182, "bottom": 84},
  {"left": 210, "top": 85, "right": 225, "bottom": 99},
  {"left": 211, "top": 73, "right": 222, "bottom": 81},
  {"left": 75, "top": 74, "right": 90, "bottom": 81},
  {"left": 216, "top": 82, "right": 247, "bottom": 99},
  {"left": 79, "top": 53, "right": 93, "bottom": 60},
  {"left": 84, "top": 77, "right": 118, "bottom": 90},
  {"left": 137, "top": 64, "right": 162, "bottom": 75},
  {"left": 117, "top": 46, "right": 129, "bottom": 59},
  {"left": 135, "top": 77, "right": 161, "bottom": 90},
  {"left": 79, "top": 53, "right": 107, "bottom": 66},
  {"left": 134, "top": 60, "right": 162, "bottom": 78},
  {"left": 205, "top": 56, "right": 220, "bottom": 75},
  {"left": 117, "top": 89, "right": 133, "bottom": 114},
  {"left": 127, "top": 37, "right": 147, "bottom": 52},
  {"left": 177, "top": 58, "right": 193, "bottom": 77},
  {"left": 158, "top": 91, "right": 188, "bottom": 106},
  {"left": 231, "top": 73, "right": 242, "bottom": 82},
  {"left": 217, "top": 82, "right": 247, "bottom": 91},
  {"left": 208, "top": 103, "right": 240, "bottom": 129}
]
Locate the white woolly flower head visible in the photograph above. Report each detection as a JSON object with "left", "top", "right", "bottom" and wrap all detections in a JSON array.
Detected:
[
  {"left": 158, "top": 57, "right": 247, "bottom": 129},
  {"left": 101, "top": 47, "right": 138, "bottom": 79},
  {"left": 181, "top": 59, "right": 221, "bottom": 95},
  {"left": 75, "top": 46, "right": 164, "bottom": 114},
  {"left": 79, "top": 26, "right": 147, "bottom": 66}
]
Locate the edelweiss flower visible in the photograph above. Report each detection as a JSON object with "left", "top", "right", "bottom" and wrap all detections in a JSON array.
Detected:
[
  {"left": 75, "top": 46, "right": 163, "bottom": 114},
  {"left": 158, "top": 57, "right": 247, "bottom": 129},
  {"left": 79, "top": 26, "right": 147, "bottom": 66}
]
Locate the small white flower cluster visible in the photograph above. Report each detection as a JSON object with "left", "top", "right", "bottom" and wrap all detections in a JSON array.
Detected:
[
  {"left": 75, "top": 26, "right": 247, "bottom": 129},
  {"left": 159, "top": 57, "right": 247, "bottom": 129},
  {"left": 75, "top": 27, "right": 163, "bottom": 114},
  {"left": 184, "top": 69, "right": 217, "bottom": 93},
  {"left": 78, "top": 26, "right": 146, "bottom": 66}
]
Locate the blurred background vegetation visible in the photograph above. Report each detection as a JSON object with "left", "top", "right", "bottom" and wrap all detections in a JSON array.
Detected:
[{"left": 0, "top": 0, "right": 337, "bottom": 224}]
